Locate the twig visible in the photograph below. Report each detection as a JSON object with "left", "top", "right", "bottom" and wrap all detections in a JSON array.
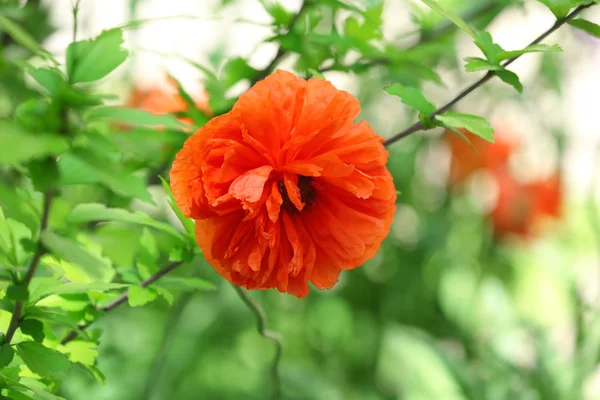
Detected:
[
  {"left": 382, "top": 3, "right": 594, "bottom": 148},
  {"left": 233, "top": 286, "right": 283, "bottom": 400},
  {"left": 72, "top": 0, "right": 82, "bottom": 42},
  {"left": 61, "top": 261, "right": 184, "bottom": 344},
  {"left": 249, "top": 0, "right": 309, "bottom": 85},
  {"left": 5, "top": 188, "right": 54, "bottom": 344}
]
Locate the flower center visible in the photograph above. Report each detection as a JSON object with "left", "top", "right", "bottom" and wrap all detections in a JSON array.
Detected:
[{"left": 278, "top": 175, "right": 316, "bottom": 212}]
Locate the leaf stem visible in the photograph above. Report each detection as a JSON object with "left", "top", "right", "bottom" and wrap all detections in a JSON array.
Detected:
[
  {"left": 233, "top": 286, "right": 283, "bottom": 400},
  {"left": 60, "top": 261, "right": 184, "bottom": 344},
  {"left": 382, "top": 3, "right": 594, "bottom": 148},
  {"left": 5, "top": 188, "right": 54, "bottom": 344}
]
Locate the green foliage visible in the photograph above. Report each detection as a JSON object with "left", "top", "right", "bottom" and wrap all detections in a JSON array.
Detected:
[
  {"left": 569, "top": 18, "right": 600, "bottom": 37},
  {"left": 16, "top": 341, "right": 72, "bottom": 379},
  {"left": 384, "top": 83, "right": 436, "bottom": 115},
  {"left": 436, "top": 112, "right": 495, "bottom": 142},
  {"left": 66, "top": 29, "right": 128, "bottom": 84},
  {"left": 0, "top": 0, "right": 596, "bottom": 398}
]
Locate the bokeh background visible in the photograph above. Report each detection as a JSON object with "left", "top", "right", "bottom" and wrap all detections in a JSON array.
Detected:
[{"left": 3, "top": 0, "right": 600, "bottom": 399}]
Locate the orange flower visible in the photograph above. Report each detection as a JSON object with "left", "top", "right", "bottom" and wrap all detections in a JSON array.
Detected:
[
  {"left": 446, "top": 128, "right": 516, "bottom": 185},
  {"left": 490, "top": 170, "right": 562, "bottom": 238},
  {"left": 170, "top": 70, "right": 396, "bottom": 297},
  {"left": 128, "top": 78, "right": 212, "bottom": 126}
]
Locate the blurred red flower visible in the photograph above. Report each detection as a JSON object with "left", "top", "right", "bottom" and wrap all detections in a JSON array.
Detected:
[
  {"left": 445, "top": 128, "right": 562, "bottom": 238},
  {"left": 128, "top": 77, "right": 212, "bottom": 127},
  {"left": 170, "top": 70, "right": 397, "bottom": 297},
  {"left": 490, "top": 170, "right": 562, "bottom": 238}
]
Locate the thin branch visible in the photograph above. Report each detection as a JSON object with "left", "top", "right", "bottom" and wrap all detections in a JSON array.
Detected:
[
  {"left": 72, "top": 0, "right": 82, "bottom": 42},
  {"left": 61, "top": 261, "right": 184, "bottom": 344},
  {"left": 382, "top": 3, "right": 594, "bottom": 148},
  {"left": 5, "top": 188, "right": 54, "bottom": 344},
  {"left": 320, "top": 0, "right": 502, "bottom": 74},
  {"left": 233, "top": 285, "right": 283, "bottom": 400},
  {"left": 249, "top": 0, "right": 309, "bottom": 85}
]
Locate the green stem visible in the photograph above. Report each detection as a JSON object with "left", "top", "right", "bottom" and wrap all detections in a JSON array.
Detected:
[{"left": 233, "top": 286, "right": 283, "bottom": 400}]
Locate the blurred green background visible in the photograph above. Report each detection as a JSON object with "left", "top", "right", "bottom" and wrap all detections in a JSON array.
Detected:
[{"left": 2, "top": 0, "right": 600, "bottom": 399}]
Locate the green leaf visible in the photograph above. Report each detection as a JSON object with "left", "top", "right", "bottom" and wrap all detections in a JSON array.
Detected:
[
  {"left": 27, "top": 158, "right": 59, "bottom": 193},
  {"left": 475, "top": 31, "right": 504, "bottom": 64},
  {"left": 20, "top": 319, "right": 44, "bottom": 343},
  {"left": 384, "top": 83, "right": 436, "bottom": 115},
  {"left": 167, "top": 75, "right": 210, "bottom": 127},
  {"left": 159, "top": 177, "right": 195, "bottom": 238},
  {"left": 6, "top": 283, "right": 29, "bottom": 302},
  {"left": 16, "top": 341, "right": 72, "bottom": 379},
  {"left": 435, "top": 113, "right": 495, "bottom": 143},
  {"left": 0, "top": 122, "right": 67, "bottom": 166},
  {"left": 0, "top": 14, "right": 56, "bottom": 63},
  {"left": 58, "top": 150, "right": 154, "bottom": 205},
  {"left": 497, "top": 44, "right": 562, "bottom": 61},
  {"left": 67, "top": 203, "right": 190, "bottom": 245},
  {"left": 155, "top": 277, "right": 216, "bottom": 292},
  {"left": 137, "top": 228, "right": 158, "bottom": 279},
  {"left": 496, "top": 69, "right": 524, "bottom": 93},
  {"left": 537, "top": 0, "right": 572, "bottom": 18},
  {"left": 27, "top": 67, "right": 65, "bottom": 97},
  {"left": 66, "top": 28, "right": 128, "bottom": 84},
  {"left": 463, "top": 57, "right": 502, "bottom": 72},
  {"left": 34, "top": 282, "right": 128, "bottom": 301},
  {"left": 569, "top": 18, "right": 600, "bottom": 38},
  {"left": 40, "top": 232, "right": 112, "bottom": 282},
  {"left": 59, "top": 340, "right": 98, "bottom": 366},
  {"left": 420, "top": 0, "right": 477, "bottom": 39},
  {"left": 307, "top": 69, "right": 326, "bottom": 79},
  {"left": 222, "top": 57, "right": 258, "bottom": 87},
  {"left": 258, "top": 0, "right": 292, "bottom": 26},
  {"left": 27, "top": 67, "right": 103, "bottom": 108},
  {"left": 127, "top": 286, "right": 157, "bottom": 307},
  {"left": 0, "top": 344, "right": 15, "bottom": 368},
  {"left": 85, "top": 106, "right": 188, "bottom": 131}
]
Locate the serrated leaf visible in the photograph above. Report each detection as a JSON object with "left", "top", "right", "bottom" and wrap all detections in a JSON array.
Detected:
[
  {"left": 85, "top": 106, "right": 188, "bottom": 131},
  {"left": 475, "top": 31, "right": 504, "bottom": 64},
  {"left": 16, "top": 341, "right": 72, "bottom": 379},
  {"left": 464, "top": 57, "right": 502, "bottom": 72},
  {"left": 384, "top": 83, "right": 436, "bottom": 115},
  {"left": 127, "top": 286, "right": 157, "bottom": 307},
  {"left": 67, "top": 203, "right": 189, "bottom": 244},
  {"left": 59, "top": 340, "right": 98, "bottom": 366},
  {"left": 0, "top": 122, "right": 67, "bottom": 166},
  {"left": 66, "top": 28, "right": 128, "bottom": 84},
  {"left": 569, "top": 18, "right": 600, "bottom": 38},
  {"left": 420, "top": 0, "right": 478, "bottom": 39},
  {"left": 435, "top": 113, "right": 495, "bottom": 143},
  {"left": 497, "top": 44, "right": 562, "bottom": 61},
  {"left": 0, "top": 344, "right": 15, "bottom": 368},
  {"left": 40, "top": 232, "right": 112, "bottom": 282},
  {"left": 496, "top": 69, "right": 524, "bottom": 93},
  {"left": 159, "top": 177, "right": 195, "bottom": 238}
]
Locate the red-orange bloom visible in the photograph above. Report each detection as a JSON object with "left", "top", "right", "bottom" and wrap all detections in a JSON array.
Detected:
[
  {"left": 445, "top": 128, "right": 516, "bottom": 185},
  {"left": 170, "top": 70, "right": 397, "bottom": 297},
  {"left": 490, "top": 170, "right": 562, "bottom": 238}
]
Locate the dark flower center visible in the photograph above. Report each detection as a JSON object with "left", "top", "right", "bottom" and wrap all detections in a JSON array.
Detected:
[{"left": 278, "top": 175, "right": 316, "bottom": 212}]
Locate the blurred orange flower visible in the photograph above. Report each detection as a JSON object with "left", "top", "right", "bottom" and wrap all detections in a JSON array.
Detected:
[
  {"left": 128, "top": 78, "right": 212, "bottom": 127},
  {"left": 170, "top": 70, "right": 397, "bottom": 297},
  {"left": 445, "top": 128, "right": 516, "bottom": 185},
  {"left": 490, "top": 170, "right": 562, "bottom": 238}
]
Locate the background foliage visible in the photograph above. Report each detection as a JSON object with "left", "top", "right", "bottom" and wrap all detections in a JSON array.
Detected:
[{"left": 1, "top": 0, "right": 600, "bottom": 399}]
